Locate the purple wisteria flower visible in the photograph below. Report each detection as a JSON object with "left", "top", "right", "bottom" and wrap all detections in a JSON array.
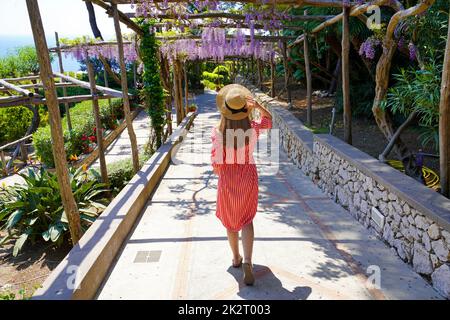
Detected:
[
  {"left": 408, "top": 42, "right": 417, "bottom": 61},
  {"left": 359, "top": 37, "right": 381, "bottom": 60}
]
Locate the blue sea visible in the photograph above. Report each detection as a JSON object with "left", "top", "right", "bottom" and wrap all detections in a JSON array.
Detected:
[{"left": 0, "top": 35, "right": 81, "bottom": 72}]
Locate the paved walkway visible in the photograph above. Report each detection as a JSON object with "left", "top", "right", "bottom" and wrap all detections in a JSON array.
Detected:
[
  {"left": 91, "top": 110, "right": 150, "bottom": 168},
  {"left": 96, "top": 91, "right": 442, "bottom": 300}
]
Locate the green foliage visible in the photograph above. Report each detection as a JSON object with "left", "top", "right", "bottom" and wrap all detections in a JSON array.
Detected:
[
  {"left": 0, "top": 107, "right": 33, "bottom": 145},
  {"left": 335, "top": 79, "right": 375, "bottom": 118},
  {"left": 0, "top": 46, "right": 46, "bottom": 78},
  {"left": 104, "top": 153, "right": 151, "bottom": 196},
  {"left": 201, "top": 64, "right": 231, "bottom": 90},
  {"left": 139, "top": 21, "right": 165, "bottom": 151},
  {"left": 0, "top": 167, "right": 109, "bottom": 256},
  {"left": 386, "top": 61, "right": 442, "bottom": 151},
  {"left": 33, "top": 98, "right": 123, "bottom": 167}
]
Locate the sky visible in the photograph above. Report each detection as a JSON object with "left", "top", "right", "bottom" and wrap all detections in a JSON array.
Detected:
[{"left": 0, "top": 0, "right": 133, "bottom": 39}]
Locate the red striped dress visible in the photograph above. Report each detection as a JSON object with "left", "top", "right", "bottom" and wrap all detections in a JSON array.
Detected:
[{"left": 211, "top": 116, "right": 272, "bottom": 231}]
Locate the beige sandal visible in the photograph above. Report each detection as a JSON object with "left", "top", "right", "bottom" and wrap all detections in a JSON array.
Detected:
[{"left": 242, "top": 262, "right": 255, "bottom": 285}]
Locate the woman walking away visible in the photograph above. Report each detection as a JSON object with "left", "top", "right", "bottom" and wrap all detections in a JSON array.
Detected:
[{"left": 211, "top": 84, "right": 272, "bottom": 286}]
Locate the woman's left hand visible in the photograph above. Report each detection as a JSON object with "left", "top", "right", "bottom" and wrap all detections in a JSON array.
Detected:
[{"left": 245, "top": 96, "right": 257, "bottom": 109}]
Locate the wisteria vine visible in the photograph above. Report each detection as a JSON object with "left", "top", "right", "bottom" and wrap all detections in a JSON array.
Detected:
[
  {"left": 63, "top": 41, "right": 138, "bottom": 64},
  {"left": 159, "top": 27, "right": 276, "bottom": 63}
]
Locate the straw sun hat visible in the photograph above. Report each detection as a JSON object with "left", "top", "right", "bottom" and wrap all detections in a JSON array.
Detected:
[{"left": 216, "top": 84, "right": 253, "bottom": 121}]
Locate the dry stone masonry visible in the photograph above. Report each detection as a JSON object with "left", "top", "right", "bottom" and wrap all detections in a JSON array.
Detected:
[{"left": 239, "top": 78, "right": 450, "bottom": 299}]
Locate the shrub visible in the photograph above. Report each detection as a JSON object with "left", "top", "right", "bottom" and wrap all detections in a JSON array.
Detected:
[
  {"left": 33, "top": 98, "right": 123, "bottom": 167},
  {"left": 0, "top": 167, "right": 109, "bottom": 256},
  {"left": 0, "top": 107, "right": 33, "bottom": 145},
  {"left": 105, "top": 153, "right": 150, "bottom": 196}
]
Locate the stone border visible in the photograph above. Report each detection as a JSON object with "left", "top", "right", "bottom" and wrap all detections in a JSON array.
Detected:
[
  {"left": 32, "top": 111, "right": 197, "bottom": 300},
  {"left": 238, "top": 77, "right": 450, "bottom": 298},
  {"left": 315, "top": 134, "right": 450, "bottom": 231}
]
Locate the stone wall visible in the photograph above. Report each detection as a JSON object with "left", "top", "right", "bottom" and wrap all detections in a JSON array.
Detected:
[{"left": 241, "top": 78, "right": 450, "bottom": 298}]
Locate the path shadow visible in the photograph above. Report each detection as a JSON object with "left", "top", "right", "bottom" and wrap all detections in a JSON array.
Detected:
[{"left": 226, "top": 264, "right": 312, "bottom": 300}]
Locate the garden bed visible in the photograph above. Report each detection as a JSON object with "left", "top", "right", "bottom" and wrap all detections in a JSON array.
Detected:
[{"left": 0, "top": 231, "right": 71, "bottom": 300}]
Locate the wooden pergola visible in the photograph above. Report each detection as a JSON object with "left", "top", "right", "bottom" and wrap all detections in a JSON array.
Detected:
[{"left": 18, "top": 0, "right": 448, "bottom": 250}]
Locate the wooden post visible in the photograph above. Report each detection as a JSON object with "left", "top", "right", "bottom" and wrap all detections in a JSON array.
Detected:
[
  {"left": 1, "top": 151, "right": 7, "bottom": 176},
  {"left": 257, "top": 59, "right": 263, "bottom": 89},
  {"left": 112, "top": 4, "right": 140, "bottom": 173},
  {"left": 103, "top": 68, "right": 112, "bottom": 110},
  {"left": 55, "top": 31, "right": 72, "bottom": 131},
  {"left": 184, "top": 62, "right": 189, "bottom": 115},
  {"left": 342, "top": 5, "right": 352, "bottom": 144},
  {"left": 282, "top": 42, "right": 292, "bottom": 105},
  {"left": 304, "top": 12, "right": 313, "bottom": 126},
  {"left": 133, "top": 62, "right": 137, "bottom": 89},
  {"left": 86, "top": 59, "right": 109, "bottom": 185},
  {"left": 20, "top": 143, "right": 28, "bottom": 162},
  {"left": 439, "top": 13, "right": 450, "bottom": 196},
  {"left": 177, "top": 60, "right": 185, "bottom": 119},
  {"left": 270, "top": 55, "right": 276, "bottom": 98},
  {"left": 173, "top": 61, "right": 183, "bottom": 125},
  {"left": 26, "top": 0, "right": 82, "bottom": 244}
]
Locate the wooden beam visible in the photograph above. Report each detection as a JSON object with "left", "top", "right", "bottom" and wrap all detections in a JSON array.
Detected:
[
  {"left": 55, "top": 32, "right": 72, "bottom": 131},
  {"left": 153, "top": 22, "right": 306, "bottom": 31},
  {"left": 4, "top": 75, "right": 41, "bottom": 82},
  {"left": 0, "top": 79, "right": 35, "bottom": 97},
  {"left": 113, "top": 0, "right": 354, "bottom": 7},
  {"left": 155, "top": 35, "right": 296, "bottom": 42},
  {"left": 0, "top": 82, "right": 79, "bottom": 92},
  {"left": 0, "top": 94, "right": 116, "bottom": 108},
  {"left": 26, "top": 0, "right": 82, "bottom": 245},
  {"left": 0, "top": 134, "right": 33, "bottom": 151},
  {"left": 48, "top": 41, "right": 133, "bottom": 53},
  {"left": 54, "top": 72, "right": 124, "bottom": 97},
  {"left": 86, "top": 59, "right": 109, "bottom": 185},
  {"left": 439, "top": 11, "right": 450, "bottom": 197},
  {"left": 289, "top": 0, "right": 391, "bottom": 48},
  {"left": 87, "top": 0, "right": 143, "bottom": 36},
  {"left": 112, "top": 3, "right": 140, "bottom": 173},
  {"left": 342, "top": 5, "right": 352, "bottom": 145},
  {"left": 127, "top": 11, "right": 333, "bottom": 22}
]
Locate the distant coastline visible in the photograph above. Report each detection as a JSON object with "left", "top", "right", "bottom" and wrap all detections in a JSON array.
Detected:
[{"left": 0, "top": 35, "right": 81, "bottom": 72}]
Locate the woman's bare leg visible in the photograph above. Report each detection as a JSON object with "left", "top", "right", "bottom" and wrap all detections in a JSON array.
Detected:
[
  {"left": 227, "top": 230, "right": 241, "bottom": 262},
  {"left": 241, "top": 222, "right": 254, "bottom": 264}
]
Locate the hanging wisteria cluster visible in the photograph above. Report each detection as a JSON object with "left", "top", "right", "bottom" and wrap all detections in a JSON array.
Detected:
[
  {"left": 159, "top": 27, "right": 276, "bottom": 63},
  {"left": 131, "top": 0, "right": 289, "bottom": 32},
  {"left": 359, "top": 37, "right": 381, "bottom": 60},
  {"left": 63, "top": 42, "right": 138, "bottom": 63}
]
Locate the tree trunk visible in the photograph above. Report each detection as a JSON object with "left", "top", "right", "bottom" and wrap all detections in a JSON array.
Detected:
[
  {"left": 439, "top": 12, "right": 450, "bottom": 196},
  {"left": 372, "top": 40, "right": 411, "bottom": 160},
  {"left": 85, "top": 0, "right": 122, "bottom": 86},
  {"left": 371, "top": 0, "right": 436, "bottom": 160}
]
